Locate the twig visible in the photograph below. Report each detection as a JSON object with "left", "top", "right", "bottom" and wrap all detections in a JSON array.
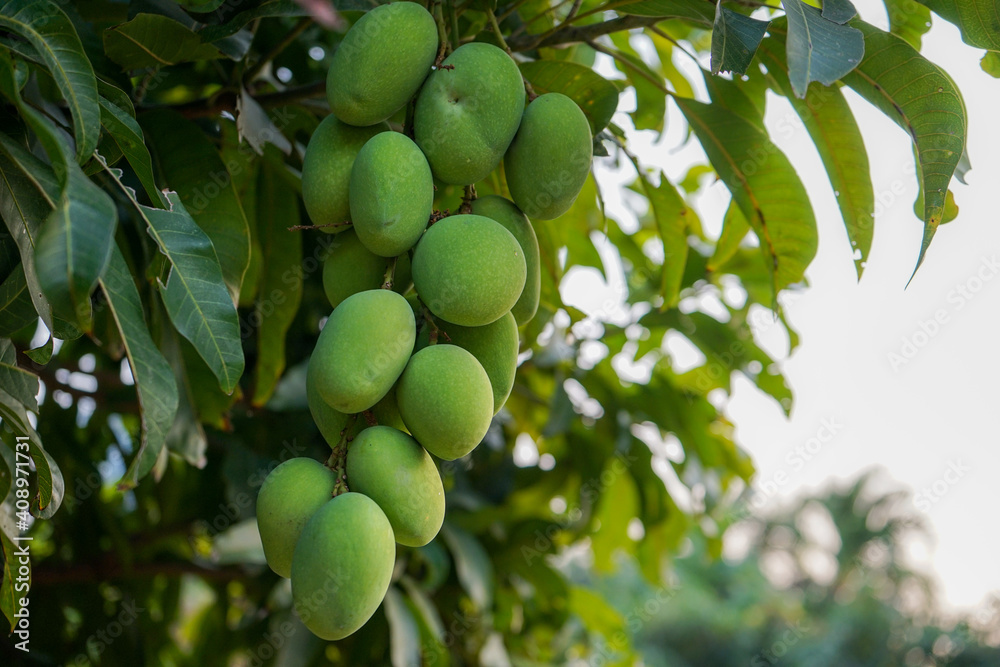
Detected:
[
  {"left": 245, "top": 18, "right": 314, "bottom": 83},
  {"left": 288, "top": 220, "right": 352, "bottom": 231},
  {"left": 507, "top": 15, "right": 669, "bottom": 52},
  {"left": 381, "top": 256, "right": 397, "bottom": 290},
  {"left": 487, "top": 8, "right": 538, "bottom": 100},
  {"left": 586, "top": 39, "right": 675, "bottom": 98},
  {"left": 148, "top": 80, "right": 327, "bottom": 119},
  {"left": 459, "top": 184, "right": 477, "bottom": 213}
]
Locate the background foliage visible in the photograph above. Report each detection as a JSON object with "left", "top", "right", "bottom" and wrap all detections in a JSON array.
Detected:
[{"left": 0, "top": 0, "right": 996, "bottom": 664}]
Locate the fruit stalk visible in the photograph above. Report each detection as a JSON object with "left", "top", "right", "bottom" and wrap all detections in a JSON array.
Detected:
[{"left": 487, "top": 8, "right": 538, "bottom": 100}]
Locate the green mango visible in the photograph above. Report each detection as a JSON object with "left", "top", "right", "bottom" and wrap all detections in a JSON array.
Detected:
[
  {"left": 327, "top": 2, "right": 438, "bottom": 126},
  {"left": 414, "top": 43, "right": 525, "bottom": 185},
  {"left": 307, "top": 361, "right": 354, "bottom": 445},
  {"left": 396, "top": 344, "right": 493, "bottom": 460},
  {"left": 470, "top": 195, "right": 540, "bottom": 324},
  {"left": 504, "top": 93, "right": 592, "bottom": 220},
  {"left": 347, "top": 426, "right": 444, "bottom": 546},
  {"left": 350, "top": 132, "right": 433, "bottom": 257},
  {"left": 308, "top": 289, "right": 415, "bottom": 414},
  {"left": 322, "top": 229, "right": 412, "bottom": 308},
  {"left": 291, "top": 493, "right": 395, "bottom": 640},
  {"left": 441, "top": 311, "right": 518, "bottom": 415},
  {"left": 302, "top": 115, "right": 387, "bottom": 232},
  {"left": 256, "top": 458, "right": 336, "bottom": 578},
  {"left": 411, "top": 214, "right": 525, "bottom": 326}
]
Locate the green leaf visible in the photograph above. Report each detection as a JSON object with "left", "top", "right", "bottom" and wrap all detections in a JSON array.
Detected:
[
  {"left": 176, "top": 0, "right": 226, "bottom": 11},
  {"left": 236, "top": 89, "right": 292, "bottom": 156},
  {"left": 568, "top": 586, "right": 627, "bottom": 641},
  {"left": 0, "top": 266, "right": 37, "bottom": 336},
  {"left": 250, "top": 162, "right": 302, "bottom": 407},
  {"left": 822, "top": 0, "right": 858, "bottom": 23},
  {"left": 441, "top": 524, "right": 494, "bottom": 611},
  {"left": 0, "top": 389, "right": 63, "bottom": 517},
  {"left": 676, "top": 98, "right": 818, "bottom": 296},
  {"left": 96, "top": 81, "right": 166, "bottom": 207},
  {"left": 758, "top": 30, "right": 874, "bottom": 277},
  {"left": 143, "top": 110, "right": 251, "bottom": 304},
  {"left": 25, "top": 336, "right": 51, "bottom": 365},
  {"left": 882, "top": 0, "right": 933, "bottom": 48},
  {"left": 916, "top": 0, "right": 1000, "bottom": 49},
  {"left": 617, "top": 0, "right": 714, "bottom": 23},
  {"left": 709, "top": 200, "right": 752, "bottom": 271},
  {"left": 0, "top": 531, "right": 26, "bottom": 632},
  {"left": 590, "top": 459, "right": 639, "bottom": 571},
  {"left": 711, "top": 4, "right": 770, "bottom": 76},
  {"left": 981, "top": 50, "right": 1000, "bottom": 77},
  {"left": 103, "top": 14, "right": 223, "bottom": 69},
  {"left": 0, "top": 54, "right": 117, "bottom": 331},
  {"left": 0, "top": 0, "right": 101, "bottom": 163},
  {"left": 519, "top": 60, "right": 621, "bottom": 134},
  {"left": 0, "top": 339, "right": 37, "bottom": 412},
  {"left": 782, "top": 0, "right": 865, "bottom": 97},
  {"left": 384, "top": 586, "right": 422, "bottom": 667},
  {"left": 99, "top": 244, "right": 180, "bottom": 490},
  {"left": 198, "top": 0, "right": 308, "bottom": 42},
  {"left": 631, "top": 171, "right": 690, "bottom": 308},
  {"left": 607, "top": 33, "right": 666, "bottom": 133},
  {"left": 841, "top": 21, "right": 967, "bottom": 278}
]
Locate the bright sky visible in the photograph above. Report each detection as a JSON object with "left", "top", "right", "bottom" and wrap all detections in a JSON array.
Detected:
[{"left": 567, "top": 1, "right": 999, "bottom": 617}]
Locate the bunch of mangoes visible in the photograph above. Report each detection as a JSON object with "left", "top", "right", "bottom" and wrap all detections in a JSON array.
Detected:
[{"left": 257, "top": 0, "right": 594, "bottom": 641}]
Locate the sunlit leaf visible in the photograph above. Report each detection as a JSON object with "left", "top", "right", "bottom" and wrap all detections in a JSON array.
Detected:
[
  {"left": 711, "top": 4, "right": 770, "bottom": 76},
  {"left": 782, "top": 0, "right": 865, "bottom": 97}
]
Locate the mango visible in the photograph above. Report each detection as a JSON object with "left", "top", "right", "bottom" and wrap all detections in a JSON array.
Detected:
[
  {"left": 442, "top": 312, "right": 518, "bottom": 415},
  {"left": 414, "top": 43, "right": 525, "bottom": 185},
  {"left": 307, "top": 361, "right": 353, "bottom": 445},
  {"left": 291, "top": 492, "right": 395, "bottom": 640},
  {"left": 322, "top": 230, "right": 412, "bottom": 309},
  {"left": 470, "top": 195, "right": 540, "bottom": 324},
  {"left": 309, "top": 289, "right": 415, "bottom": 414},
  {"left": 396, "top": 344, "right": 493, "bottom": 460},
  {"left": 350, "top": 132, "right": 433, "bottom": 257},
  {"left": 347, "top": 426, "right": 444, "bottom": 546},
  {"left": 302, "top": 115, "right": 387, "bottom": 232},
  {"left": 327, "top": 2, "right": 437, "bottom": 126},
  {"left": 411, "top": 214, "right": 525, "bottom": 326},
  {"left": 256, "top": 458, "right": 336, "bottom": 578},
  {"left": 504, "top": 93, "right": 592, "bottom": 220}
]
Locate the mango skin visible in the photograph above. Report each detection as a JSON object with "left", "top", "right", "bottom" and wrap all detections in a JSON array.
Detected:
[
  {"left": 414, "top": 43, "right": 525, "bottom": 185},
  {"left": 291, "top": 493, "right": 395, "bottom": 640},
  {"left": 309, "top": 289, "right": 415, "bottom": 414},
  {"left": 470, "top": 196, "right": 540, "bottom": 324},
  {"left": 350, "top": 132, "right": 433, "bottom": 257},
  {"left": 327, "top": 2, "right": 438, "bottom": 126},
  {"left": 302, "top": 115, "right": 388, "bottom": 232},
  {"left": 504, "top": 93, "right": 593, "bottom": 220},
  {"left": 442, "top": 312, "right": 518, "bottom": 415},
  {"left": 308, "top": 366, "right": 405, "bottom": 445},
  {"left": 347, "top": 426, "right": 444, "bottom": 546},
  {"left": 322, "top": 230, "right": 412, "bottom": 308},
  {"left": 397, "top": 344, "right": 493, "bottom": 460},
  {"left": 411, "top": 214, "right": 526, "bottom": 326},
  {"left": 256, "top": 458, "right": 337, "bottom": 578}
]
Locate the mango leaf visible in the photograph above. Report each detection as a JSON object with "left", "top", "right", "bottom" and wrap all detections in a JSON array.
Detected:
[
  {"left": 701, "top": 70, "right": 766, "bottom": 130},
  {"left": 629, "top": 170, "right": 690, "bottom": 308},
  {"left": 96, "top": 81, "right": 166, "bottom": 207},
  {"left": 0, "top": 54, "right": 117, "bottom": 332},
  {"left": 607, "top": 33, "right": 666, "bottom": 133},
  {"left": 198, "top": 0, "right": 308, "bottom": 42},
  {"left": 25, "top": 337, "right": 52, "bottom": 365},
  {"left": 882, "top": 0, "right": 933, "bottom": 48},
  {"left": 519, "top": 60, "right": 621, "bottom": 134},
  {"left": 440, "top": 524, "right": 494, "bottom": 611},
  {"left": 384, "top": 587, "right": 422, "bottom": 667},
  {"left": 676, "top": 98, "right": 818, "bottom": 297},
  {"left": 982, "top": 50, "right": 1000, "bottom": 77},
  {"left": 0, "top": 267, "right": 37, "bottom": 336},
  {"left": 143, "top": 110, "right": 251, "bottom": 304},
  {"left": 916, "top": 0, "right": 1000, "bottom": 50},
  {"left": 103, "top": 13, "right": 223, "bottom": 69},
  {"left": 711, "top": 4, "right": 770, "bottom": 76},
  {"left": 0, "top": 339, "right": 37, "bottom": 413},
  {"left": 0, "top": 531, "right": 26, "bottom": 631},
  {"left": 0, "top": 0, "right": 101, "bottom": 163},
  {"left": 617, "top": 0, "right": 714, "bottom": 23},
  {"left": 590, "top": 460, "right": 639, "bottom": 571},
  {"left": 709, "top": 201, "right": 752, "bottom": 271},
  {"left": 0, "top": 388, "right": 63, "bottom": 517},
  {"left": 758, "top": 31, "right": 874, "bottom": 277},
  {"left": 782, "top": 0, "right": 865, "bottom": 97},
  {"left": 569, "top": 586, "right": 627, "bottom": 642},
  {"left": 251, "top": 162, "right": 302, "bottom": 406},
  {"left": 822, "top": 0, "right": 858, "bottom": 22},
  {"left": 99, "top": 244, "right": 180, "bottom": 490},
  {"left": 841, "top": 21, "right": 967, "bottom": 278},
  {"left": 176, "top": 0, "right": 226, "bottom": 11}
]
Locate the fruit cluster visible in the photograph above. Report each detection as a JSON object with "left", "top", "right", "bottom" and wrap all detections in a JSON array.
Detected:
[{"left": 256, "top": 1, "right": 593, "bottom": 642}]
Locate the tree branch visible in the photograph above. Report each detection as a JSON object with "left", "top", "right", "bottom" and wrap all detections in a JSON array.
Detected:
[
  {"left": 146, "top": 80, "right": 327, "bottom": 119},
  {"left": 507, "top": 15, "right": 664, "bottom": 51}
]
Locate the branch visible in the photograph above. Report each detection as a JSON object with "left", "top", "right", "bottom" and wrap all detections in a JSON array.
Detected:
[
  {"left": 244, "top": 18, "right": 314, "bottom": 83},
  {"left": 146, "top": 80, "right": 327, "bottom": 119},
  {"left": 507, "top": 15, "right": 664, "bottom": 51}
]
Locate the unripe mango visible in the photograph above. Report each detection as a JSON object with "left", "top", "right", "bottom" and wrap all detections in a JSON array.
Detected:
[
  {"left": 504, "top": 93, "right": 592, "bottom": 220},
  {"left": 414, "top": 43, "right": 525, "bottom": 185},
  {"left": 397, "top": 345, "right": 493, "bottom": 460},
  {"left": 442, "top": 312, "right": 518, "bottom": 415},
  {"left": 302, "top": 115, "right": 387, "bottom": 232},
  {"left": 327, "top": 2, "right": 438, "bottom": 126},
  {"left": 307, "top": 362, "right": 353, "bottom": 445},
  {"left": 347, "top": 426, "right": 444, "bottom": 546},
  {"left": 411, "top": 214, "right": 525, "bottom": 326},
  {"left": 309, "top": 290, "right": 415, "bottom": 414},
  {"left": 291, "top": 493, "right": 395, "bottom": 640},
  {"left": 350, "top": 133, "right": 433, "bottom": 257},
  {"left": 470, "top": 195, "right": 540, "bottom": 324},
  {"left": 322, "top": 230, "right": 412, "bottom": 308},
  {"left": 257, "top": 458, "right": 336, "bottom": 578}
]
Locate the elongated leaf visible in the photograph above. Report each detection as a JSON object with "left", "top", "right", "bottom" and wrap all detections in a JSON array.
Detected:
[
  {"left": 198, "top": 0, "right": 308, "bottom": 42},
  {"left": 97, "top": 84, "right": 166, "bottom": 207},
  {"left": 608, "top": 33, "right": 666, "bottom": 133},
  {"left": 841, "top": 21, "right": 967, "bottom": 277},
  {"left": 0, "top": 54, "right": 117, "bottom": 331},
  {"left": 783, "top": 0, "right": 865, "bottom": 97},
  {"left": 0, "top": 267, "right": 37, "bottom": 336},
  {"left": 711, "top": 4, "right": 770, "bottom": 76},
  {"left": 631, "top": 171, "right": 690, "bottom": 308},
  {"left": 385, "top": 587, "right": 422, "bottom": 667},
  {"left": 676, "top": 98, "right": 818, "bottom": 296},
  {"left": 99, "top": 245, "right": 180, "bottom": 489},
  {"left": 916, "top": 0, "right": 1000, "bottom": 49},
  {"left": 519, "top": 60, "right": 620, "bottom": 133},
  {"left": 709, "top": 200, "right": 752, "bottom": 270},
  {"left": 822, "top": 0, "right": 858, "bottom": 22},
  {"left": 0, "top": 339, "right": 37, "bottom": 412},
  {"left": 758, "top": 31, "right": 874, "bottom": 277},
  {"left": 0, "top": 531, "right": 26, "bottom": 632},
  {"left": 441, "top": 524, "right": 494, "bottom": 611},
  {"left": 982, "top": 50, "right": 1000, "bottom": 76},
  {"left": 251, "top": 163, "right": 302, "bottom": 406},
  {"left": 0, "top": 388, "right": 63, "bottom": 517},
  {"left": 0, "top": 0, "right": 100, "bottom": 163},
  {"left": 882, "top": 0, "right": 932, "bottom": 48},
  {"left": 103, "top": 14, "right": 223, "bottom": 69},
  {"left": 617, "top": 0, "right": 714, "bottom": 23},
  {"left": 143, "top": 110, "right": 251, "bottom": 304}
]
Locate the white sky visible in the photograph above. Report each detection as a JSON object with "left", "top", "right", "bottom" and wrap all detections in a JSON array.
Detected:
[{"left": 570, "top": 1, "right": 999, "bottom": 615}]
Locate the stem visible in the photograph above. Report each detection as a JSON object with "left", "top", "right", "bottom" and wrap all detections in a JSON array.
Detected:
[
  {"left": 448, "top": 0, "right": 460, "bottom": 51},
  {"left": 647, "top": 25, "right": 702, "bottom": 66},
  {"left": 149, "top": 80, "right": 327, "bottom": 119},
  {"left": 288, "top": 220, "right": 352, "bottom": 232},
  {"left": 586, "top": 40, "right": 675, "bottom": 98},
  {"left": 507, "top": 15, "right": 668, "bottom": 52},
  {"left": 245, "top": 18, "right": 313, "bottom": 83},
  {"left": 487, "top": 8, "right": 538, "bottom": 100},
  {"left": 434, "top": 1, "right": 450, "bottom": 66},
  {"left": 459, "top": 184, "right": 477, "bottom": 213},
  {"left": 325, "top": 416, "right": 358, "bottom": 495},
  {"left": 381, "top": 257, "right": 397, "bottom": 290}
]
